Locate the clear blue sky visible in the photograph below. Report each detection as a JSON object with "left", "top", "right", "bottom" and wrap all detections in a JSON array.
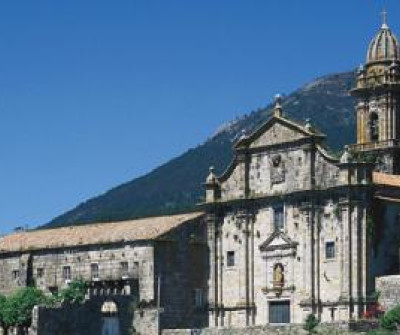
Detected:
[{"left": 0, "top": 0, "right": 396, "bottom": 234}]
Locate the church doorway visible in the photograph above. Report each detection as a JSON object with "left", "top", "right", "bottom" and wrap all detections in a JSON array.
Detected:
[
  {"left": 269, "top": 300, "right": 290, "bottom": 324},
  {"left": 101, "top": 300, "right": 120, "bottom": 335}
]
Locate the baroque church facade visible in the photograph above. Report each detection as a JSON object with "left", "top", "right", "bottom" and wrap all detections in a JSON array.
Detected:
[
  {"left": 203, "top": 14, "right": 400, "bottom": 327},
  {"left": 1, "top": 12, "right": 400, "bottom": 335}
]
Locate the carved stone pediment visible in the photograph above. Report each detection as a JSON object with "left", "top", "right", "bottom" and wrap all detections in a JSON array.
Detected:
[{"left": 259, "top": 230, "right": 298, "bottom": 252}]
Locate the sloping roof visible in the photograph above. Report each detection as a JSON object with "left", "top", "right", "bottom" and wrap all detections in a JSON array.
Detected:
[
  {"left": 373, "top": 172, "right": 400, "bottom": 188},
  {"left": 0, "top": 212, "right": 204, "bottom": 254}
]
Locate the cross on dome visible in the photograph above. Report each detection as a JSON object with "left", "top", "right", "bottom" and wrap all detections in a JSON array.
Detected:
[{"left": 381, "top": 7, "right": 388, "bottom": 29}]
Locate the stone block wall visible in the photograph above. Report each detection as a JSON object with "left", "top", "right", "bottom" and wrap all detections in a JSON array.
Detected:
[
  {"left": 133, "top": 308, "right": 160, "bottom": 335},
  {"left": 162, "top": 324, "right": 371, "bottom": 335},
  {"left": 376, "top": 274, "right": 400, "bottom": 311},
  {"left": 0, "top": 243, "right": 154, "bottom": 300},
  {"left": 29, "top": 295, "right": 137, "bottom": 335},
  {"left": 163, "top": 326, "right": 308, "bottom": 335},
  {"left": 155, "top": 217, "right": 208, "bottom": 330}
]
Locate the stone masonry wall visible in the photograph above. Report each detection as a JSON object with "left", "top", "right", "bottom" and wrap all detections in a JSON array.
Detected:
[
  {"left": 376, "top": 275, "right": 400, "bottom": 311},
  {"left": 133, "top": 308, "right": 160, "bottom": 335},
  {"left": 162, "top": 324, "right": 370, "bottom": 335},
  {"left": 163, "top": 326, "right": 307, "bottom": 335},
  {"left": 155, "top": 217, "right": 208, "bottom": 330},
  {"left": 29, "top": 295, "right": 137, "bottom": 335}
]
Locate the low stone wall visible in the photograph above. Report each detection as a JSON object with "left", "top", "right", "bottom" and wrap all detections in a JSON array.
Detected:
[
  {"left": 376, "top": 274, "right": 400, "bottom": 311},
  {"left": 162, "top": 324, "right": 370, "bottom": 335},
  {"left": 163, "top": 326, "right": 306, "bottom": 335},
  {"left": 28, "top": 295, "right": 137, "bottom": 335},
  {"left": 133, "top": 308, "right": 160, "bottom": 335}
]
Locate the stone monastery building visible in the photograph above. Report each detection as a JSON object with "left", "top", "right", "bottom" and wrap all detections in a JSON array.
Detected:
[{"left": 2, "top": 12, "right": 400, "bottom": 335}]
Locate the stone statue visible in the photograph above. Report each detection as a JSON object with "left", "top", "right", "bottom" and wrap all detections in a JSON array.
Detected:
[
  {"left": 273, "top": 263, "right": 284, "bottom": 288},
  {"left": 270, "top": 154, "right": 285, "bottom": 185}
]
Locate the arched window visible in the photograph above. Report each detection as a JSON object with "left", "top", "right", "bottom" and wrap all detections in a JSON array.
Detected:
[
  {"left": 101, "top": 300, "right": 120, "bottom": 335},
  {"left": 101, "top": 300, "right": 118, "bottom": 316},
  {"left": 369, "top": 112, "right": 379, "bottom": 141}
]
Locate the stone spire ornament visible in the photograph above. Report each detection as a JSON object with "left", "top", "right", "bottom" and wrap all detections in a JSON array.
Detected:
[
  {"left": 206, "top": 166, "right": 218, "bottom": 185},
  {"left": 273, "top": 94, "right": 283, "bottom": 117}
]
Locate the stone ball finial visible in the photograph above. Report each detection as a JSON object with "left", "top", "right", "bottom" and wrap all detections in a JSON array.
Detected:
[
  {"left": 340, "top": 145, "right": 351, "bottom": 164},
  {"left": 273, "top": 94, "right": 283, "bottom": 117},
  {"left": 304, "top": 118, "right": 312, "bottom": 131},
  {"left": 206, "top": 166, "right": 218, "bottom": 184},
  {"left": 357, "top": 63, "right": 365, "bottom": 75},
  {"left": 390, "top": 60, "right": 399, "bottom": 73},
  {"left": 238, "top": 129, "right": 248, "bottom": 141}
]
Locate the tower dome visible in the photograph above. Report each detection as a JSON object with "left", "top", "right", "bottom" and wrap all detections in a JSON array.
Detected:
[{"left": 366, "top": 11, "right": 400, "bottom": 64}]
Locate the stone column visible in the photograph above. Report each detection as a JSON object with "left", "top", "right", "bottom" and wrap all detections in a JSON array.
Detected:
[
  {"left": 217, "top": 221, "right": 224, "bottom": 327},
  {"left": 351, "top": 204, "right": 359, "bottom": 318},
  {"left": 206, "top": 212, "right": 218, "bottom": 327}
]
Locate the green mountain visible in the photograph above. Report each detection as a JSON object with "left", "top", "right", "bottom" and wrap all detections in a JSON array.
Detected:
[{"left": 45, "top": 70, "right": 356, "bottom": 228}]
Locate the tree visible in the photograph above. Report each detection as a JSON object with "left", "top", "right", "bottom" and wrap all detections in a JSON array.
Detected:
[
  {"left": 0, "top": 280, "right": 88, "bottom": 334},
  {"left": 0, "top": 293, "right": 7, "bottom": 330},
  {"left": 57, "top": 279, "right": 88, "bottom": 305},
  {"left": 0, "top": 287, "right": 48, "bottom": 334}
]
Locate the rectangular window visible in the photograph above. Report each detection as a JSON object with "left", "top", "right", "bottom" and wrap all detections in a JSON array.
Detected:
[
  {"left": 62, "top": 266, "right": 71, "bottom": 281},
  {"left": 194, "top": 288, "right": 204, "bottom": 307},
  {"left": 91, "top": 263, "right": 99, "bottom": 280},
  {"left": 326, "top": 241, "right": 335, "bottom": 259},
  {"left": 227, "top": 251, "right": 235, "bottom": 267},
  {"left": 12, "top": 270, "right": 20, "bottom": 281},
  {"left": 120, "top": 261, "right": 129, "bottom": 277},
  {"left": 133, "top": 261, "right": 139, "bottom": 278},
  {"left": 269, "top": 301, "right": 290, "bottom": 324},
  {"left": 37, "top": 268, "right": 44, "bottom": 278},
  {"left": 274, "top": 206, "right": 284, "bottom": 230}
]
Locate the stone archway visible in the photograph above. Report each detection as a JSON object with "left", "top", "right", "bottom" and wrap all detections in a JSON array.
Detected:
[{"left": 101, "top": 300, "right": 120, "bottom": 335}]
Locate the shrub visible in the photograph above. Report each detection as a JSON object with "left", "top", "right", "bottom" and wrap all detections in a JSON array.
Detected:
[
  {"left": 57, "top": 279, "right": 88, "bottom": 305},
  {"left": 380, "top": 305, "right": 400, "bottom": 331},
  {"left": 304, "top": 313, "right": 319, "bottom": 333}
]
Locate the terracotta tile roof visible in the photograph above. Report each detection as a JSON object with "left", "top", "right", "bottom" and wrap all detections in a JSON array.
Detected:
[
  {"left": 0, "top": 212, "right": 204, "bottom": 254},
  {"left": 373, "top": 172, "right": 400, "bottom": 188}
]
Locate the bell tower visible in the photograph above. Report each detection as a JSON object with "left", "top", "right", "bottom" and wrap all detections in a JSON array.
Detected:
[{"left": 350, "top": 10, "right": 400, "bottom": 174}]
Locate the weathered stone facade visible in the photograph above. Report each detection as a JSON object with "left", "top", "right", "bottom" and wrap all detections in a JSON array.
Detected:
[
  {"left": 201, "top": 16, "right": 400, "bottom": 330},
  {"left": 203, "top": 104, "right": 374, "bottom": 326},
  {"left": 0, "top": 213, "right": 208, "bottom": 334},
  {"left": 3, "top": 12, "right": 400, "bottom": 335},
  {"left": 376, "top": 275, "right": 400, "bottom": 312}
]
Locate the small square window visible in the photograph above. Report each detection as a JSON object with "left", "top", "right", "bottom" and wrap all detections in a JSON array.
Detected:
[
  {"left": 120, "top": 261, "right": 129, "bottom": 277},
  {"left": 227, "top": 251, "right": 235, "bottom": 267},
  {"left": 274, "top": 206, "right": 284, "bottom": 230},
  {"left": 91, "top": 263, "right": 99, "bottom": 280},
  {"left": 326, "top": 241, "right": 335, "bottom": 259},
  {"left": 12, "top": 270, "right": 19, "bottom": 280},
  {"left": 62, "top": 266, "right": 71, "bottom": 281},
  {"left": 37, "top": 268, "right": 44, "bottom": 278},
  {"left": 194, "top": 288, "right": 204, "bottom": 307}
]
